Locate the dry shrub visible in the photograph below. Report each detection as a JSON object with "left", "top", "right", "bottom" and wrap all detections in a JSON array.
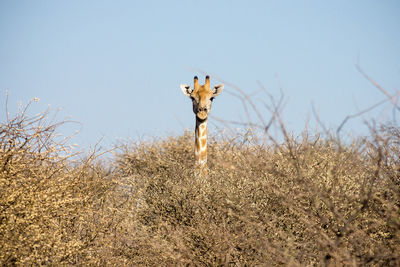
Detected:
[
  {"left": 115, "top": 126, "right": 400, "bottom": 266},
  {"left": 0, "top": 105, "right": 123, "bottom": 265},
  {"left": 1, "top": 100, "right": 399, "bottom": 266}
]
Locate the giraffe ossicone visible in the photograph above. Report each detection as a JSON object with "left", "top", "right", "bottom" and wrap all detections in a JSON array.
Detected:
[{"left": 180, "top": 75, "right": 224, "bottom": 176}]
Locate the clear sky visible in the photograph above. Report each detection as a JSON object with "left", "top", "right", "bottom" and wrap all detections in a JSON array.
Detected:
[{"left": 1, "top": 0, "right": 399, "bottom": 147}]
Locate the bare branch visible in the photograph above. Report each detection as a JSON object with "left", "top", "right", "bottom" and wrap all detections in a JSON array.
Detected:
[
  {"left": 311, "top": 103, "right": 329, "bottom": 135},
  {"left": 336, "top": 98, "right": 389, "bottom": 135},
  {"left": 356, "top": 63, "right": 400, "bottom": 110}
]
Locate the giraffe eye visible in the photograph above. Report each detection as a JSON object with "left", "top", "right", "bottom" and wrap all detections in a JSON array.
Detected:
[{"left": 210, "top": 97, "right": 214, "bottom": 102}]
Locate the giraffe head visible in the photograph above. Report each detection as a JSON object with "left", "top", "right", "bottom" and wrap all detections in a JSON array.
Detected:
[{"left": 180, "top": 76, "right": 224, "bottom": 120}]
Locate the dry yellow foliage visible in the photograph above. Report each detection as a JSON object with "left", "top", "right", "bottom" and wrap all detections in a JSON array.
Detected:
[{"left": 1, "top": 105, "right": 399, "bottom": 266}]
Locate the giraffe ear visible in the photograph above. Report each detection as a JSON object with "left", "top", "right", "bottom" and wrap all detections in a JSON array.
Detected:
[
  {"left": 212, "top": 84, "right": 224, "bottom": 97},
  {"left": 180, "top": 84, "right": 193, "bottom": 97}
]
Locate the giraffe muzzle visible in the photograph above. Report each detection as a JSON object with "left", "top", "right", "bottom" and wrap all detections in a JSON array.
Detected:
[{"left": 197, "top": 111, "right": 208, "bottom": 120}]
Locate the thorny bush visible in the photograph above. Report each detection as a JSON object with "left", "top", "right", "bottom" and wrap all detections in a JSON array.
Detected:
[{"left": 1, "top": 103, "right": 399, "bottom": 266}]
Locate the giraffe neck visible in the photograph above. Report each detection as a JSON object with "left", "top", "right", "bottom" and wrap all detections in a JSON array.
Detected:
[{"left": 195, "top": 117, "right": 207, "bottom": 175}]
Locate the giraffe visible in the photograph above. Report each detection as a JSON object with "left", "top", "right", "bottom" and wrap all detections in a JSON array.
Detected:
[{"left": 180, "top": 76, "right": 224, "bottom": 176}]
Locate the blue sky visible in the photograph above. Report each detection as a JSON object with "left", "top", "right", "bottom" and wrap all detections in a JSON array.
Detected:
[{"left": 1, "top": 0, "right": 399, "bottom": 147}]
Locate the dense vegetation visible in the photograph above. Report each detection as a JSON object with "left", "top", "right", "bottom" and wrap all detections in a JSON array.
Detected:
[{"left": 1, "top": 104, "right": 399, "bottom": 266}]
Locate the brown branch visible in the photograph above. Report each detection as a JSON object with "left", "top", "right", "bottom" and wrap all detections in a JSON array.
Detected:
[
  {"left": 336, "top": 97, "right": 390, "bottom": 135},
  {"left": 311, "top": 103, "right": 329, "bottom": 135},
  {"left": 356, "top": 62, "right": 400, "bottom": 110},
  {"left": 210, "top": 114, "right": 263, "bottom": 129}
]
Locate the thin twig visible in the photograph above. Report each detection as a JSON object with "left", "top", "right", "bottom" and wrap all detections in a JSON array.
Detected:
[
  {"left": 355, "top": 63, "right": 400, "bottom": 110},
  {"left": 311, "top": 102, "right": 329, "bottom": 135},
  {"left": 337, "top": 97, "right": 393, "bottom": 135},
  {"left": 5, "top": 89, "right": 10, "bottom": 123}
]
